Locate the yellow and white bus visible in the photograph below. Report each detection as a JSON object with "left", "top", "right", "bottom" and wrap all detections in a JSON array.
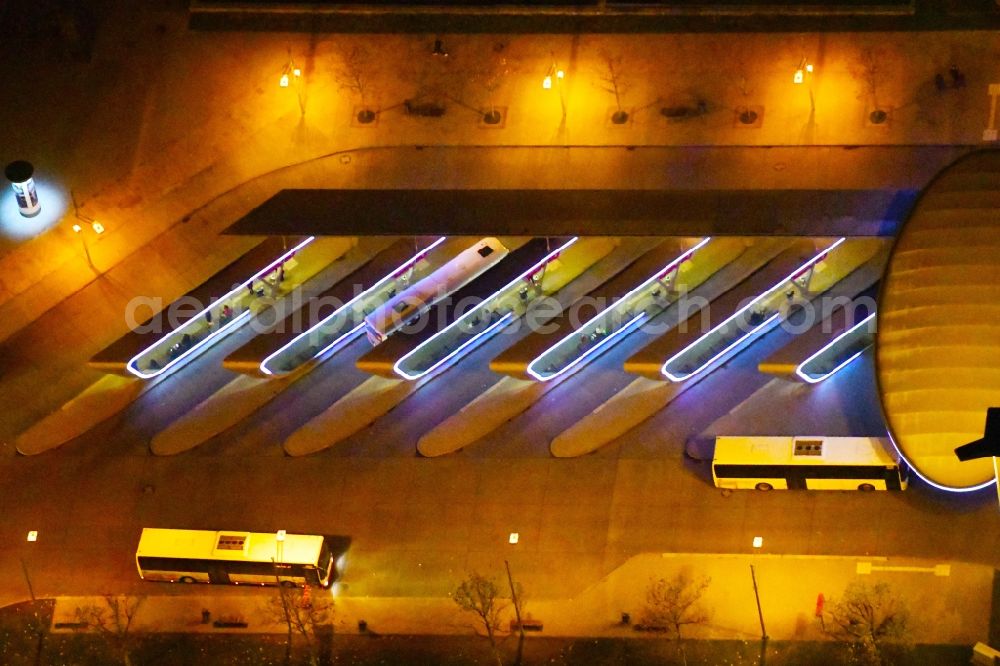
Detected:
[
  {"left": 136, "top": 528, "right": 337, "bottom": 587},
  {"left": 712, "top": 436, "right": 908, "bottom": 491}
]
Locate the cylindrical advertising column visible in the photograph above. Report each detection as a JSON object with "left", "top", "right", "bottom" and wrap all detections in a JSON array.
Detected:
[{"left": 4, "top": 160, "right": 41, "bottom": 218}]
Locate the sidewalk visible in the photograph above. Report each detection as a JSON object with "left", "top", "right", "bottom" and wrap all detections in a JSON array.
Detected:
[{"left": 46, "top": 553, "right": 994, "bottom": 645}]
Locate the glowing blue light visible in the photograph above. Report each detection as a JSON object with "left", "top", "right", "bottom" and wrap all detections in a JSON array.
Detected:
[
  {"left": 661, "top": 238, "right": 846, "bottom": 383},
  {"left": 127, "top": 236, "right": 316, "bottom": 379},
  {"left": 795, "top": 312, "right": 876, "bottom": 383},
  {"left": 259, "top": 237, "right": 446, "bottom": 376},
  {"left": 526, "top": 238, "right": 710, "bottom": 382},
  {"left": 393, "top": 237, "right": 579, "bottom": 381}
]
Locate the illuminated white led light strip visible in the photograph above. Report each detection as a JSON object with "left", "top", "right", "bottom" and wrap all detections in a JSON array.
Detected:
[
  {"left": 127, "top": 236, "right": 316, "bottom": 379},
  {"left": 526, "top": 238, "right": 711, "bottom": 382},
  {"left": 259, "top": 237, "right": 447, "bottom": 376},
  {"left": 529, "top": 312, "right": 647, "bottom": 382},
  {"left": 393, "top": 237, "right": 579, "bottom": 381},
  {"left": 395, "top": 312, "right": 515, "bottom": 381},
  {"left": 661, "top": 238, "right": 846, "bottom": 383},
  {"left": 260, "top": 323, "right": 364, "bottom": 377},
  {"left": 794, "top": 312, "right": 876, "bottom": 384},
  {"left": 884, "top": 432, "right": 996, "bottom": 494}
]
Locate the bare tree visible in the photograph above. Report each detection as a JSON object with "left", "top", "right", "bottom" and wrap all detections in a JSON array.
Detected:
[
  {"left": 826, "top": 581, "right": 911, "bottom": 666},
  {"left": 263, "top": 585, "right": 334, "bottom": 666},
  {"left": 0, "top": 599, "right": 53, "bottom": 666},
  {"left": 333, "top": 44, "right": 377, "bottom": 123},
  {"left": 853, "top": 47, "right": 889, "bottom": 124},
  {"left": 74, "top": 595, "right": 144, "bottom": 666},
  {"left": 26, "top": 602, "right": 50, "bottom": 666},
  {"left": 641, "top": 573, "right": 711, "bottom": 665},
  {"left": 470, "top": 42, "right": 515, "bottom": 124},
  {"left": 596, "top": 52, "right": 630, "bottom": 124},
  {"left": 454, "top": 572, "right": 513, "bottom": 666},
  {"left": 733, "top": 68, "right": 759, "bottom": 124}
]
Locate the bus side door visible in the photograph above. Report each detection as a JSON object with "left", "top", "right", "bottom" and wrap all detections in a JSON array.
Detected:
[{"left": 208, "top": 564, "right": 230, "bottom": 585}]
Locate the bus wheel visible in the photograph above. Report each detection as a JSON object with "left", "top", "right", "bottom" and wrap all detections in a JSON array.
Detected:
[
  {"left": 755, "top": 482, "right": 773, "bottom": 491},
  {"left": 180, "top": 576, "right": 196, "bottom": 584},
  {"left": 858, "top": 483, "right": 876, "bottom": 492},
  {"left": 280, "top": 580, "right": 296, "bottom": 588}
]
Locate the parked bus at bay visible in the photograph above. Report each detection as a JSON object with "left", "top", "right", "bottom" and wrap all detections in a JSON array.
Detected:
[
  {"left": 712, "top": 436, "right": 908, "bottom": 491},
  {"left": 136, "top": 528, "right": 339, "bottom": 588},
  {"left": 363, "top": 237, "right": 509, "bottom": 345}
]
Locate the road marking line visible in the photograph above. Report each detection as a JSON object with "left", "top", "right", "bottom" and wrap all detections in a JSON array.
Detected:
[
  {"left": 660, "top": 553, "right": 888, "bottom": 561},
  {"left": 984, "top": 83, "right": 999, "bottom": 142},
  {"left": 857, "top": 563, "right": 950, "bottom": 576}
]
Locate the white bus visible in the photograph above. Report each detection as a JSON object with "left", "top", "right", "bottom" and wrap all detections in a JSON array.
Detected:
[
  {"left": 363, "top": 237, "right": 509, "bottom": 345},
  {"left": 136, "top": 528, "right": 337, "bottom": 587},
  {"left": 712, "top": 436, "right": 908, "bottom": 491}
]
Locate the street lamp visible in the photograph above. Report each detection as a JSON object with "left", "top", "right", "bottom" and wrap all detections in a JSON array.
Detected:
[
  {"left": 280, "top": 50, "right": 301, "bottom": 89},
  {"left": 793, "top": 58, "right": 814, "bottom": 85},
  {"left": 22, "top": 530, "right": 38, "bottom": 601},
  {"left": 70, "top": 190, "right": 104, "bottom": 271},
  {"left": 279, "top": 50, "right": 306, "bottom": 116},
  {"left": 542, "top": 56, "right": 567, "bottom": 121},
  {"left": 793, "top": 57, "right": 817, "bottom": 116},
  {"left": 542, "top": 59, "right": 564, "bottom": 90}
]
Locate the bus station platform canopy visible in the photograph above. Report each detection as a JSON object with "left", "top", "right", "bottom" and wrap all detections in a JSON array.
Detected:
[
  {"left": 876, "top": 150, "right": 1000, "bottom": 491},
  {"left": 224, "top": 188, "right": 910, "bottom": 238}
]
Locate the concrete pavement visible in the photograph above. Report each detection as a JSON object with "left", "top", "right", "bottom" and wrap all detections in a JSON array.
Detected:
[
  {"left": 42, "top": 553, "right": 992, "bottom": 646},
  {"left": 0, "top": 19, "right": 994, "bottom": 352},
  {"left": 1, "top": 5, "right": 999, "bottom": 651}
]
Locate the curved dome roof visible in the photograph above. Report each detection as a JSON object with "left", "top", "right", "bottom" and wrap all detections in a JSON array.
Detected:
[{"left": 876, "top": 150, "right": 1000, "bottom": 490}]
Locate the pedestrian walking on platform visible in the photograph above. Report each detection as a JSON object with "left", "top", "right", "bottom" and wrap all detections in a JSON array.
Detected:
[{"left": 949, "top": 65, "right": 966, "bottom": 88}]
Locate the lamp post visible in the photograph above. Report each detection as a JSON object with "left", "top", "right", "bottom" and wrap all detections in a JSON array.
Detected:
[
  {"left": 504, "top": 559, "right": 524, "bottom": 638},
  {"left": 749, "top": 563, "right": 767, "bottom": 641},
  {"left": 22, "top": 530, "right": 38, "bottom": 601},
  {"left": 280, "top": 49, "right": 304, "bottom": 115},
  {"left": 543, "top": 55, "right": 566, "bottom": 121},
  {"left": 793, "top": 57, "right": 816, "bottom": 115},
  {"left": 70, "top": 190, "right": 104, "bottom": 272},
  {"left": 792, "top": 58, "right": 813, "bottom": 85}
]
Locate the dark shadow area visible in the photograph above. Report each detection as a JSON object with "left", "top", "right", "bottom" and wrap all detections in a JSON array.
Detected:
[
  {"left": 187, "top": 0, "right": 1000, "bottom": 34},
  {"left": 0, "top": 621, "right": 977, "bottom": 666},
  {"left": 991, "top": 568, "right": 1000, "bottom": 648},
  {"left": 226, "top": 189, "right": 908, "bottom": 238}
]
